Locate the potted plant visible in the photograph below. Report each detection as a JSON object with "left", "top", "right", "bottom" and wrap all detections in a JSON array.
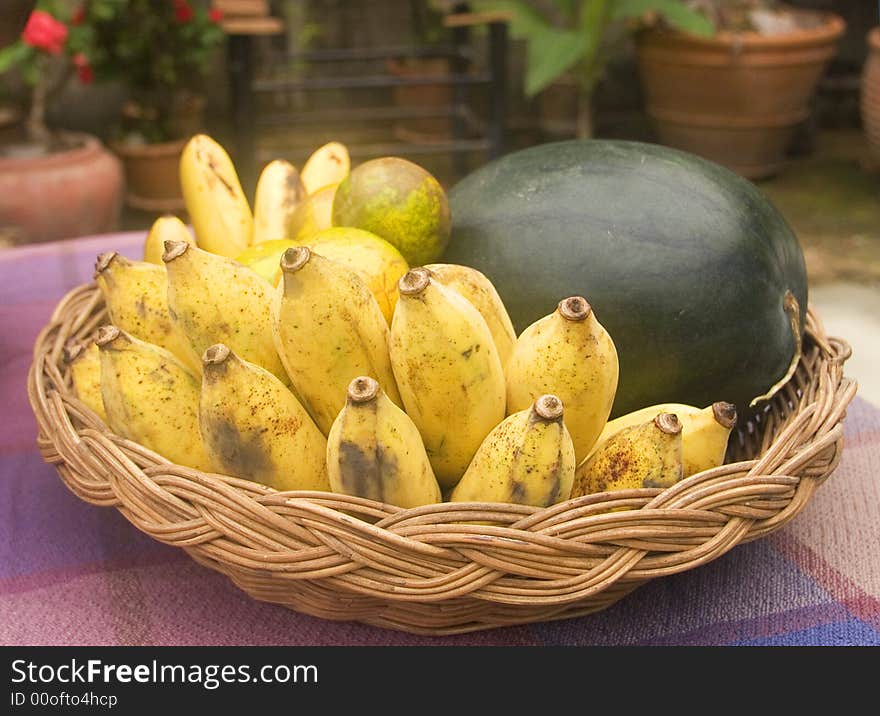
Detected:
[
  {"left": 636, "top": 1, "right": 846, "bottom": 178},
  {"left": 472, "top": 1, "right": 712, "bottom": 138},
  {"left": 0, "top": 2, "right": 123, "bottom": 245},
  {"left": 84, "top": 0, "right": 225, "bottom": 211},
  {"left": 862, "top": 25, "right": 880, "bottom": 169}
]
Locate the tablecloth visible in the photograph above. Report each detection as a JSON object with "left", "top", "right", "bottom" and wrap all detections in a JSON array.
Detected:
[{"left": 1, "top": 232, "right": 878, "bottom": 646}]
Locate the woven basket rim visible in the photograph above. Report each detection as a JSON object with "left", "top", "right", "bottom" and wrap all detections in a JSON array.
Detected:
[{"left": 27, "top": 282, "right": 858, "bottom": 635}]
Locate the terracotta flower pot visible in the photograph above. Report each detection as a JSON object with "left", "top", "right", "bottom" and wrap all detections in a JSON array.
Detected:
[
  {"left": 636, "top": 11, "right": 845, "bottom": 179},
  {"left": 0, "top": 133, "right": 123, "bottom": 244},
  {"left": 861, "top": 27, "right": 880, "bottom": 167},
  {"left": 111, "top": 138, "right": 188, "bottom": 213}
]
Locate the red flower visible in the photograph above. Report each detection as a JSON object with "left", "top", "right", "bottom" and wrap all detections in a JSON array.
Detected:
[
  {"left": 21, "top": 10, "right": 69, "bottom": 55},
  {"left": 72, "top": 53, "right": 94, "bottom": 84},
  {"left": 174, "top": 1, "right": 195, "bottom": 23},
  {"left": 208, "top": 8, "right": 224, "bottom": 23},
  {"left": 71, "top": 5, "right": 86, "bottom": 26}
]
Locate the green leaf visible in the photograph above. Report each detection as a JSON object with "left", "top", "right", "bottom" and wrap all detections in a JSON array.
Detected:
[
  {"left": 611, "top": 0, "right": 714, "bottom": 36},
  {"left": 524, "top": 28, "right": 586, "bottom": 96},
  {"left": 0, "top": 42, "right": 32, "bottom": 75}
]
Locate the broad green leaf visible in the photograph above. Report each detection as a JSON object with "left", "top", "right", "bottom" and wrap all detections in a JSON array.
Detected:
[
  {"left": 612, "top": 0, "right": 715, "bottom": 36},
  {"left": 525, "top": 28, "right": 586, "bottom": 96},
  {"left": 0, "top": 43, "right": 32, "bottom": 75}
]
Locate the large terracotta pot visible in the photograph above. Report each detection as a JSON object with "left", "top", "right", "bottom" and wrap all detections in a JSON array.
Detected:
[
  {"left": 111, "top": 138, "right": 187, "bottom": 213},
  {"left": 0, "top": 133, "right": 123, "bottom": 244},
  {"left": 636, "top": 11, "right": 845, "bottom": 179},
  {"left": 862, "top": 28, "right": 880, "bottom": 166}
]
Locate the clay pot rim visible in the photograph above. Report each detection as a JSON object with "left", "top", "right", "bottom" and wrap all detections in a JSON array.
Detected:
[
  {"left": 0, "top": 131, "right": 107, "bottom": 170},
  {"left": 638, "top": 11, "right": 845, "bottom": 51},
  {"left": 109, "top": 136, "right": 190, "bottom": 158},
  {"left": 869, "top": 27, "right": 880, "bottom": 51}
]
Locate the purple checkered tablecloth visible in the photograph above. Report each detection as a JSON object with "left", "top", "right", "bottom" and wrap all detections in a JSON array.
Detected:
[{"left": 1, "top": 232, "right": 878, "bottom": 646}]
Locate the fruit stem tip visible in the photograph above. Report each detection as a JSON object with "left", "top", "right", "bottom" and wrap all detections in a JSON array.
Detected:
[
  {"left": 712, "top": 401, "right": 738, "bottom": 429},
  {"left": 202, "top": 344, "right": 231, "bottom": 366},
  {"left": 398, "top": 268, "right": 430, "bottom": 296},
  {"left": 162, "top": 240, "right": 190, "bottom": 263},
  {"left": 558, "top": 296, "right": 592, "bottom": 321},
  {"left": 534, "top": 394, "right": 564, "bottom": 421},
  {"left": 94, "top": 325, "right": 121, "bottom": 347},
  {"left": 654, "top": 412, "right": 682, "bottom": 435},
  {"left": 280, "top": 246, "right": 311, "bottom": 273},
  {"left": 94, "top": 251, "right": 117, "bottom": 276},
  {"left": 347, "top": 376, "right": 380, "bottom": 404}
]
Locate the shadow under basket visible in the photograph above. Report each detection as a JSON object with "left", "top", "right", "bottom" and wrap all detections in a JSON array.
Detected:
[{"left": 28, "top": 283, "right": 857, "bottom": 636}]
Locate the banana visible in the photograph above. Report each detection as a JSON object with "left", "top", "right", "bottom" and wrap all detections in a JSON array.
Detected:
[
  {"left": 199, "top": 344, "right": 329, "bottom": 491},
  {"left": 271, "top": 246, "right": 401, "bottom": 434},
  {"left": 65, "top": 340, "right": 107, "bottom": 422},
  {"left": 389, "top": 268, "right": 506, "bottom": 488},
  {"left": 326, "top": 376, "right": 441, "bottom": 508},
  {"left": 506, "top": 296, "right": 619, "bottom": 462},
  {"left": 424, "top": 263, "right": 517, "bottom": 370},
  {"left": 163, "top": 240, "right": 288, "bottom": 384},
  {"left": 94, "top": 251, "right": 201, "bottom": 374},
  {"left": 95, "top": 325, "right": 211, "bottom": 471},
  {"left": 180, "top": 134, "right": 253, "bottom": 257},
  {"left": 289, "top": 182, "right": 338, "bottom": 241},
  {"left": 592, "top": 401, "right": 737, "bottom": 477},
  {"left": 450, "top": 394, "right": 575, "bottom": 507},
  {"left": 571, "top": 413, "right": 683, "bottom": 498},
  {"left": 143, "top": 215, "right": 195, "bottom": 265},
  {"left": 301, "top": 141, "right": 350, "bottom": 195},
  {"left": 252, "top": 160, "right": 306, "bottom": 245}
]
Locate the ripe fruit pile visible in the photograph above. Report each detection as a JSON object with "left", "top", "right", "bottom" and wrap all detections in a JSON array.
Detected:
[{"left": 65, "top": 135, "right": 739, "bottom": 511}]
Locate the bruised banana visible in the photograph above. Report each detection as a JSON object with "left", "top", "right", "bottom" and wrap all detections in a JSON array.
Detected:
[
  {"left": 571, "top": 413, "right": 683, "bottom": 498},
  {"left": 180, "top": 134, "right": 253, "bottom": 257},
  {"left": 143, "top": 215, "right": 195, "bottom": 265},
  {"left": 252, "top": 160, "right": 305, "bottom": 245},
  {"left": 300, "top": 141, "right": 350, "bottom": 195},
  {"left": 95, "top": 325, "right": 211, "bottom": 471},
  {"left": 592, "top": 401, "right": 737, "bottom": 477},
  {"left": 65, "top": 340, "right": 107, "bottom": 422},
  {"left": 506, "top": 296, "right": 618, "bottom": 463},
  {"left": 272, "top": 246, "right": 401, "bottom": 434},
  {"left": 424, "top": 263, "right": 516, "bottom": 370},
  {"left": 199, "top": 344, "right": 329, "bottom": 491},
  {"left": 451, "top": 395, "right": 575, "bottom": 507},
  {"left": 326, "top": 376, "right": 441, "bottom": 508},
  {"left": 94, "top": 251, "right": 201, "bottom": 374},
  {"left": 164, "top": 240, "right": 289, "bottom": 384},
  {"left": 389, "top": 268, "right": 506, "bottom": 488}
]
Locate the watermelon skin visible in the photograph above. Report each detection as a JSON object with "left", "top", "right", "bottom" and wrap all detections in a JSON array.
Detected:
[{"left": 444, "top": 140, "right": 807, "bottom": 419}]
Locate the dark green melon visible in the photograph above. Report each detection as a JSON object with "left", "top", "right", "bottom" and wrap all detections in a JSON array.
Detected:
[{"left": 445, "top": 140, "right": 807, "bottom": 419}]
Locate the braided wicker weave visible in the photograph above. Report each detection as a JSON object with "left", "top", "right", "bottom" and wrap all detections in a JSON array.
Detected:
[{"left": 28, "top": 283, "right": 857, "bottom": 635}]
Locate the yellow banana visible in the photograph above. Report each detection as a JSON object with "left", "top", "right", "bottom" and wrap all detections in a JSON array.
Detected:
[
  {"left": 143, "top": 215, "right": 194, "bottom": 265},
  {"left": 179, "top": 134, "right": 253, "bottom": 257},
  {"left": 289, "top": 182, "right": 337, "bottom": 241},
  {"left": 326, "top": 376, "right": 441, "bottom": 508},
  {"left": 252, "top": 159, "right": 305, "bottom": 245},
  {"left": 199, "top": 344, "right": 329, "bottom": 491},
  {"left": 424, "top": 263, "right": 516, "bottom": 370},
  {"left": 301, "top": 141, "right": 350, "bottom": 195},
  {"left": 451, "top": 394, "right": 575, "bottom": 507},
  {"left": 592, "top": 401, "right": 737, "bottom": 477},
  {"left": 571, "top": 413, "right": 683, "bottom": 498},
  {"left": 506, "top": 296, "right": 619, "bottom": 462},
  {"left": 389, "top": 268, "right": 506, "bottom": 488},
  {"left": 163, "top": 240, "right": 288, "bottom": 384},
  {"left": 271, "top": 246, "right": 401, "bottom": 434},
  {"left": 94, "top": 251, "right": 201, "bottom": 374},
  {"left": 65, "top": 340, "right": 107, "bottom": 422},
  {"left": 95, "top": 325, "right": 211, "bottom": 471}
]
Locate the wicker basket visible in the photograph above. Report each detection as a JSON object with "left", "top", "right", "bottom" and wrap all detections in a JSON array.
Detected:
[{"left": 28, "top": 283, "right": 857, "bottom": 636}]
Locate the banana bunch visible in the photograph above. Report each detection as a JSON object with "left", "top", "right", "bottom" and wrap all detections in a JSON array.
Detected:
[{"left": 86, "top": 133, "right": 742, "bottom": 513}]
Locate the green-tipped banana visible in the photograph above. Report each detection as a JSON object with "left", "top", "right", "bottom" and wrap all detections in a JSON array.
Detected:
[
  {"left": 424, "top": 263, "right": 516, "bottom": 370},
  {"left": 326, "top": 376, "right": 441, "bottom": 508},
  {"left": 271, "top": 246, "right": 401, "bottom": 434},
  {"left": 506, "top": 296, "right": 619, "bottom": 462},
  {"left": 592, "top": 401, "right": 737, "bottom": 477},
  {"left": 389, "top": 268, "right": 506, "bottom": 488},
  {"left": 94, "top": 251, "right": 201, "bottom": 375},
  {"left": 451, "top": 395, "right": 575, "bottom": 507},
  {"left": 199, "top": 344, "right": 329, "bottom": 491},
  {"left": 65, "top": 340, "right": 107, "bottom": 422},
  {"left": 571, "top": 413, "right": 683, "bottom": 498},
  {"left": 180, "top": 134, "right": 253, "bottom": 257},
  {"left": 163, "top": 240, "right": 288, "bottom": 384},
  {"left": 95, "top": 325, "right": 211, "bottom": 471},
  {"left": 143, "top": 215, "right": 194, "bottom": 265},
  {"left": 252, "top": 159, "right": 305, "bottom": 245}
]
